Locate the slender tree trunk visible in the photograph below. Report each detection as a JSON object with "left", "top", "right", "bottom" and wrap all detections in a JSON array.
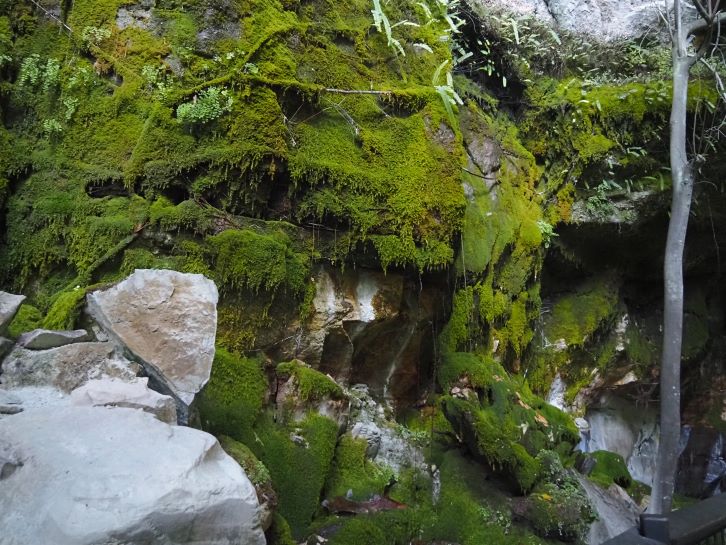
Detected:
[{"left": 650, "top": 46, "right": 694, "bottom": 515}]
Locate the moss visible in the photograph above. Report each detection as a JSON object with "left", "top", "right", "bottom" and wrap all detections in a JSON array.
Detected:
[
  {"left": 42, "top": 288, "right": 87, "bottom": 330},
  {"left": 218, "top": 435, "right": 272, "bottom": 486},
  {"left": 324, "top": 434, "right": 393, "bottom": 501},
  {"left": 208, "top": 228, "right": 310, "bottom": 295},
  {"left": 7, "top": 304, "right": 43, "bottom": 338},
  {"left": 197, "top": 348, "right": 268, "bottom": 440},
  {"left": 149, "top": 197, "right": 213, "bottom": 234},
  {"left": 267, "top": 513, "right": 296, "bottom": 545},
  {"left": 440, "top": 355, "right": 578, "bottom": 493},
  {"left": 247, "top": 412, "right": 339, "bottom": 539},
  {"left": 589, "top": 450, "right": 632, "bottom": 489},
  {"left": 276, "top": 359, "right": 344, "bottom": 402},
  {"left": 543, "top": 277, "right": 619, "bottom": 347}
]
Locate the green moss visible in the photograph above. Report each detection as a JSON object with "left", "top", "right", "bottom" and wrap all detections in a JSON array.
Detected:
[
  {"left": 248, "top": 412, "right": 339, "bottom": 539},
  {"left": 324, "top": 434, "right": 393, "bottom": 500},
  {"left": 267, "top": 513, "right": 296, "bottom": 545},
  {"left": 149, "top": 197, "right": 212, "bottom": 234},
  {"left": 42, "top": 288, "right": 87, "bottom": 330},
  {"left": 589, "top": 450, "right": 632, "bottom": 489},
  {"left": 276, "top": 359, "right": 344, "bottom": 402},
  {"left": 208, "top": 228, "right": 309, "bottom": 295},
  {"left": 218, "top": 435, "right": 272, "bottom": 486},
  {"left": 7, "top": 304, "right": 43, "bottom": 338},
  {"left": 440, "top": 355, "right": 578, "bottom": 493},
  {"left": 197, "top": 348, "right": 267, "bottom": 440},
  {"left": 544, "top": 277, "right": 619, "bottom": 347}
]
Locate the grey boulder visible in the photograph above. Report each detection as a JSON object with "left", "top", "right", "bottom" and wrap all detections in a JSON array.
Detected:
[
  {"left": 0, "top": 406, "right": 266, "bottom": 545},
  {"left": 87, "top": 269, "right": 218, "bottom": 417},
  {"left": 0, "top": 342, "right": 138, "bottom": 393},
  {"left": 0, "top": 291, "right": 25, "bottom": 336},
  {"left": 17, "top": 328, "right": 91, "bottom": 350},
  {"left": 0, "top": 389, "right": 23, "bottom": 415},
  {"left": 71, "top": 377, "right": 177, "bottom": 424}
]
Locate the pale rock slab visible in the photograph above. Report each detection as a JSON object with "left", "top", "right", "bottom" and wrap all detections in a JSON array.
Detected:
[
  {"left": 17, "top": 328, "right": 90, "bottom": 350},
  {"left": 0, "top": 342, "right": 138, "bottom": 393},
  {"left": 0, "top": 406, "right": 266, "bottom": 545},
  {"left": 0, "top": 291, "right": 25, "bottom": 336},
  {"left": 87, "top": 269, "right": 218, "bottom": 417},
  {"left": 71, "top": 377, "right": 177, "bottom": 424},
  {"left": 0, "top": 389, "right": 22, "bottom": 415}
]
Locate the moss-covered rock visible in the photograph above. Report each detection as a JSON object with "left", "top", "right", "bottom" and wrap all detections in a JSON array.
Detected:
[{"left": 588, "top": 450, "right": 633, "bottom": 489}]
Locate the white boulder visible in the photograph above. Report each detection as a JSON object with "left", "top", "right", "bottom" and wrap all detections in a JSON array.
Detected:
[
  {"left": 71, "top": 377, "right": 177, "bottom": 424},
  {"left": 0, "top": 406, "right": 266, "bottom": 545},
  {"left": 87, "top": 269, "right": 218, "bottom": 418}
]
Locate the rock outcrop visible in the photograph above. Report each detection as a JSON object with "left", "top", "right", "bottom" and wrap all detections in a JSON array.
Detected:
[
  {"left": 468, "top": 0, "right": 677, "bottom": 42},
  {"left": 87, "top": 269, "right": 218, "bottom": 421},
  {"left": 0, "top": 406, "right": 266, "bottom": 545},
  {"left": 70, "top": 377, "right": 178, "bottom": 424}
]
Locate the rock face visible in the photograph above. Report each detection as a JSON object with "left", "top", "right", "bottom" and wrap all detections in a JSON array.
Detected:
[
  {"left": 584, "top": 395, "right": 659, "bottom": 487},
  {"left": 70, "top": 377, "right": 178, "bottom": 424},
  {"left": 348, "top": 385, "right": 426, "bottom": 474},
  {"left": 0, "top": 342, "right": 138, "bottom": 393},
  {"left": 0, "top": 406, "right": 266, "bottom": 545},
  {"left": 676, "top": 427, "right": 726, "bottom": 497},
  {"left": 0, "top": 291, "right": 25, "bottom": 335},
  {"left": 576, "top": 475, "right": 640, "bottom": 545},
  {"left": 285, "top": 265, "right": 444, "bottom": 408},
  {"left": 87, "top": 269, "right": 218, "bottom": 418},
  {"left": 468, "top": 0, "right": 676, "bottom": 42},
  {"left": 17, "top": 328, "right": 90, "bottom": 350}
]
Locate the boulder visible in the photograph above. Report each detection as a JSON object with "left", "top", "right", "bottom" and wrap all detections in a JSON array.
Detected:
[
  {"left": 0, "top": 342, "right": 138, "bottom": 393},
  {"left": 0, "top": 337, "right": 12, "bottom": 360},
  {"left": 0, "top": 389, "right": 22, "bottom": 415},
  {"left": 0, "top": 406, "right": 266, "bottom": 545},
  {"left": 0, "top": 292, "right": 25, "bottom": 336},
  {"left": 70, "top": 377, "right": 177, "bottom": 424},
  {"left": 87, "top": 269, "right": 218, "bottom": 420},
  {"left": 348, "top": 385, "right": 426, "bottom": 474},
  {"left": 17, "top": 328, "right": 91, "bottom": 350}
]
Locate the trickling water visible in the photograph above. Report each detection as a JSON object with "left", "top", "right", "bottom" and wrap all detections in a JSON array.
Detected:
[
  {"left": 382, "top": 322, "right": 416, "bottom": 401},
  {"left": 547, "top": 373, "right": 567, "bottom": 411},
  {"left": 431, "top": 465, "right": 441, "bottom": 505}
]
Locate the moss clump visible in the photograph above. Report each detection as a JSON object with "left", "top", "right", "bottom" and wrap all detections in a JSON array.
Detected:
[
  {"left": 276, "top": 359, "right": 344, "bottom": 402},
  {"left": 248, "top": 413, "right": 339, "bottom": 539},
  {"left": 208, "top": 228, "right": 309, "bottom": 295},
  {"left": 197, "top": 349, "right": 268, "bottom": 440},
  {"left": 543, "top": 277, "right": 619, "bottom": 347},
  {"left": 324, "top": 434, "right": 394, "bottom": 501},
  {"left": 218, "top": 435, "right": 272, "bottom": 487},
  {"left": 267, "top": 513, "right": 296, "bottom": 545},
  {"left": 7, "top": 303, "right": 42, "bottom": 338},
  {"left": 440, "top": 354, "right": 579, "bottom": 493},
  {"left": 42, "top": 288, "right": 87, "bottom": 330},
  {"left": 589, "top": 450, "right": 632, "bottom": 489}
]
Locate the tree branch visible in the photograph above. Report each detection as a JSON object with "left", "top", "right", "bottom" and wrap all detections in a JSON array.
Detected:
[{"left": 686, "top": 10, "right": 726, "bottom": 36}]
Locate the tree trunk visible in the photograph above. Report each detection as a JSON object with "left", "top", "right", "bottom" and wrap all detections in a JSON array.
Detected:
[{"left": 650, "top": 53, "right": 693, "bottom": 515}]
